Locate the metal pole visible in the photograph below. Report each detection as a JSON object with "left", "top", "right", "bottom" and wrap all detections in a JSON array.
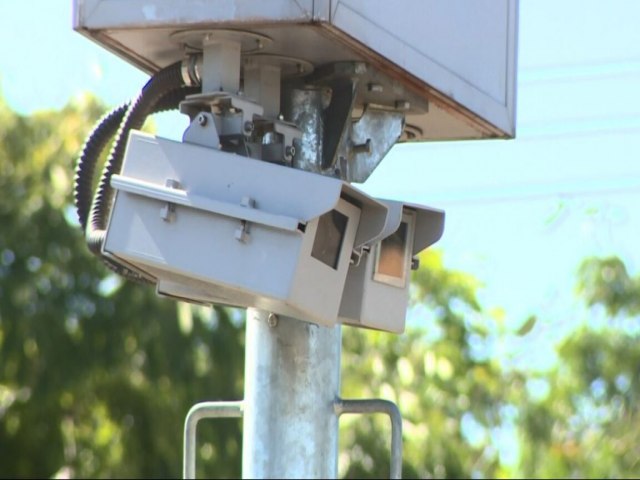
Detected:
[{"left": 242, "top": 88, "right": 342, "bottom": 479}]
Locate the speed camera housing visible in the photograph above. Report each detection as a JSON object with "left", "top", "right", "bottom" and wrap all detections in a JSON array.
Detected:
[
  {"left": 103, "top": 131, "right": 388, "bottom": 327},
  {"left": 339, "top": 200, "right": 444, "bottom": 333}
]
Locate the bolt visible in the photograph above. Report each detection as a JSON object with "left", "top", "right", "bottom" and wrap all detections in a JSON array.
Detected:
[
  {"left": 350, "top": 249, "right": 363, "bottom": 267},
  {"left": 411, "top": 256, "right": 420, "bottom": 271},
  {"left": 354, "top": 62, "right": 368, "bottom": 75},
  {"left": 243, "top": 121, "right": 254, "bottom": 135},
  {"left": 235, "top": 221, "right": 249, "bottom": 242},
  {"left": 197, "top": 113, "right": 208, "bottom": 126},
  {"left": 240, "top": 196, "right": 255, "bottom": 208},
  {"left": 160, "top": 203, "right": 176, "bottom": 222},
  {"left": 267, "top": 313, "right": 279, "bottom": 328},
  {"left": 161, "top": 178, "right": 179, "bottom": 222},
  {"left": 285, "top": 145, "right": 296, "bottom": 158}
]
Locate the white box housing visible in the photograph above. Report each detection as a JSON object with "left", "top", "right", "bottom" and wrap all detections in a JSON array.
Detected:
[
  {"left": 339, "top": 200, "right": 444, "bottom": 333},
  {"left": 74, "top": 0, "right": 518, "bottom": 141},
  {"left": 104, "top": 131, "right": 388, "bottom": 327}
]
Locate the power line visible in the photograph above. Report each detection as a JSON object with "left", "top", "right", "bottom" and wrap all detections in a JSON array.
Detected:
[
  {"left": 519, "top": 59, "right": 640, "bottom": 85},
  {"left": 413, "top": 180, "right": 640, "bottom": 207},
  {"left": 518, "top": 116, "right": 640, "bottom": 140}
]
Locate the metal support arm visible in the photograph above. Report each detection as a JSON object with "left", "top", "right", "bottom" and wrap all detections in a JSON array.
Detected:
[
  {"left": 334, "top": 398, "right": 403, "bottom": 480},
  {"left": 183, "top": 401, "right": 244, "bottom": 480}
]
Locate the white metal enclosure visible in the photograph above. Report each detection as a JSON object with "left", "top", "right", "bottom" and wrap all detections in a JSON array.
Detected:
[
  {"left": 339, "top": 200, "right": 445, "bottom": 333},
  {"left": 104, "top": 131, "right": 389, "bottom": 327},
  {"left": 74, "top": 0, "right": 518, "bottom": 142}
]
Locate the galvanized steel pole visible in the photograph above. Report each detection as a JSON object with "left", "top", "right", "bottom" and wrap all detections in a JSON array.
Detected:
[
  {"left": 242, "top": 311, "right": 341, "bottom": 478},
  {"left": 242, "top": 88, "right": 342, "bottom": 479}
]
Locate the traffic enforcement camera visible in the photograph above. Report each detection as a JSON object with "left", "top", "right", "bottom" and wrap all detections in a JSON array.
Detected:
[
  {"left": 339, "top": 200, "right": 444, "bottom": 333},
  {"left": 103, "top": 131, "right": 389, "bottom": 327}
]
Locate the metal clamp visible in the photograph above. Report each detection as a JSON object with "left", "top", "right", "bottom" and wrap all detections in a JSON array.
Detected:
[
  {"left": 160, "top": 179, "right": 181, "bottom": 222},
  {"left": 180, "top": 92, "right": 264, "bottom": 134},
  {"left": 182, "top": 112, "right": 221, "bottom": 149},
  {"left": 334, "top": 398, "right": 403, "bottom": 480},
  {"left": 183, "top": 401, "right": 244, "bottom": 479}
]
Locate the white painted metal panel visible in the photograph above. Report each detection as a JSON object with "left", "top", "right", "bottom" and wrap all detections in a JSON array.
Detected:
[
  {"left": 73, "top": 0, "right": 518, "bottom": 140},
  {"left": 75, "top": 0, "right": 319, "bottom": 28},
  {"left": 331, "top": 0, "right": 517, "bottom": 135},
  {"left": 104, "top": 132, "right": 388, "bottom": 326}
]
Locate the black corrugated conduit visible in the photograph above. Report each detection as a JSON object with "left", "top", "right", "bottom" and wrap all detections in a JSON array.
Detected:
[
  {"left": 74, "top": 102, "right": 128, "bottom": 231},
  {"left": 74, "top": 87, "right": 199, "bottom": 230},
  {"left": 74, "top": 59, "right": 201, "bottom": 282}
]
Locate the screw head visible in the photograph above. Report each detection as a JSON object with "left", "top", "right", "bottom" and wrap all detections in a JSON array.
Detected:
[
  {"left": 285, "top": 145, "right": 296, "bottom": 158},
  {"left": 240, "top": 196, "right": 255, "bottom": 208},
  {"left": 197, "top": 113, "right": 208, "bottom": 126},
  {"left": 411, "top": 256, "right": 420, "bottom": 270},
  {"left": 267, "top": 313, "right": 278, "bottom": 328},
  {"left": 165, "top": 179, "right": 181, "bottom": 189}
]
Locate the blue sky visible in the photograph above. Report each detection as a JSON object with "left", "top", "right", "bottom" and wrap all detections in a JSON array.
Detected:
[{"left": 1, "top": 0, "right": 640, "bottom": 371}]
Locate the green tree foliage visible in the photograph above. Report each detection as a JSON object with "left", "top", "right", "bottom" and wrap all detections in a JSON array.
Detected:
[
  {"left": 0, "top": 94, "right": 244, "bottom": 478},
  {"left": 340, "top": 251, "right": 640, "bottom": 479},
  {"left": 340, "top": 250, "right": 527, "bottom": 479},
  {"left": 577, "top": 256, "right": 640, "bottom": 316},
  {"left": 515, "top": 257, "right": 640, "bottom": 478}
]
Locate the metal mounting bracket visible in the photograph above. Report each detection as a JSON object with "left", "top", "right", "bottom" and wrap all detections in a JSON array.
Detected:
[
  {"left": 182, "top": 397, "right": 403, "bottom": 479},
  {"left": 322, "top": 77, "right": 359, "bottom": 170},
  {"left": 334, "top": 397, "right": 403, "bottom": 480},
  {"left": 300, "top": 61, "right": 407, "bottom": 181},
  {"left": 343, "top": 106, "right": 405, "bottom": 183},
  {"left": 182, "top": 112, "right": 221, "bottom": 149},
  {"left": 180, "top": 92, "right": 264, "bottom": 133},
  {"left": 183, "top": 401, "right": 244, "bottom": 480}
]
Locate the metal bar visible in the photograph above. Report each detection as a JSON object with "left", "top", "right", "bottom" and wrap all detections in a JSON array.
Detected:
[
  {"left": 334, "top": 398, "right": 403, "bottom": 480},
  {"left": 202, "top": 38, "right": 241, "bottom": 94},
  {"left": 110, "top": 174, "right": 301, "bottom": 232},
  {"left": 183, "top": 401, "right": 244, "bottom": 480}
]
